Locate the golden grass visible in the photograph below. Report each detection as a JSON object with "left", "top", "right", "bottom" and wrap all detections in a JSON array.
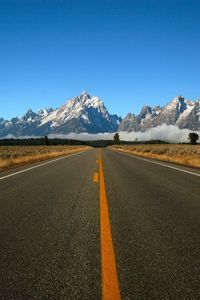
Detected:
[
  {"left": 0, "top": 145, "right": 90, "bottom": 171},
  {"left": 110, "top": 144, "right": 200, "bottom": 169}
]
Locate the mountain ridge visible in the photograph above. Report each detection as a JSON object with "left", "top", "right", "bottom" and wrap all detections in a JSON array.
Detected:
[
  {"left": 0, "top": 91, "right": 121, "bottom": 138},
  {"left": 119, "top": 95, "right": 200, "bottom": 132},
  {"left": 0, "top": 93, "right": 200, "bottom": 138}
]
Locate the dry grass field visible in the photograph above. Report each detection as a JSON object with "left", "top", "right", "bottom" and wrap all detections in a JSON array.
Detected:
[
  {"left": 111, "top": 144, "right": 200, "bottom": 169},
  {"left": 0, "top": 145, "right": 89, "bottom": 171}
]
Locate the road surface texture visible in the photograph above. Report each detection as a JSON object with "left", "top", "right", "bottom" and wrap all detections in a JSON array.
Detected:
[{"left": 0, "top": 148, "right": 200, "bottom": 299}]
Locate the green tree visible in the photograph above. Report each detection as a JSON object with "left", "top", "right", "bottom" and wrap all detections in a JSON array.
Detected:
[
  {"left": 113, "top": 133, "right": 120, "bottom": 145},
  {"left": 44, "top": 135, "right": 50, "bottom": 146},
  {"left": 188, "top": 132, "right": 199, "bottom": 145}
]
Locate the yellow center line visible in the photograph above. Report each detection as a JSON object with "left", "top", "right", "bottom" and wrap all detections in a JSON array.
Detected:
[
  {"left": 93, "top": 172, "right": 99, "bottom": 183},
  {"left": 99, "top": 149, "right": 121, "bottom": 300}
]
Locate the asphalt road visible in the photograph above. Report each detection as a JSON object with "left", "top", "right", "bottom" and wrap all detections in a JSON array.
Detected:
[{"left": 0, "top": 148, "right": 200, "bottom": 299}]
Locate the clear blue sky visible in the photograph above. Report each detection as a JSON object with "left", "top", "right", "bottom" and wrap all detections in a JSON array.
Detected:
[{"left": 1, "top": 0, "right": 200, "bottom": 119}]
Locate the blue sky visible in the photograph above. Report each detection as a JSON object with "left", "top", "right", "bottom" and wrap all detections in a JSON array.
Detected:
[{"left": 0, "top": 0, "right": 200, "bottom": 119}]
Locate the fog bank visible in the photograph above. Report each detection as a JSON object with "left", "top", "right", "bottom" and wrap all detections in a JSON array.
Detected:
[
  {"left": 2, "top": 125, "right": 200, "bottom": 143},
  {"left": 49, "top": 125, "right": 199, "bottom": 143}
]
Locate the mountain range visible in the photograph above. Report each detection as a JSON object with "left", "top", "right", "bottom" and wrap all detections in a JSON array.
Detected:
[
  {"left": 0, "top": 92, "right": 200, "bottom": 138},
  {"left": 119, "top": 95, "right": 200, "bottom": 132}
]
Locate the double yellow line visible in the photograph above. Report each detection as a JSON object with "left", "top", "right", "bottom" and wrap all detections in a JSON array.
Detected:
[{"left": 98, "top": 149, "right": 121, "bottom": 300}]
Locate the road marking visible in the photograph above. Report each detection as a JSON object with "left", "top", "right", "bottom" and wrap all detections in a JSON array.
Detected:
[
  {"left": 93, "top": 172, "right": 99, "bottom": 182},
  {"left": 112, "top": 150, "right": 200, "bottom": 178},
  {"left": 0, "top": 150, "right": 87, "bottom": 181},
  {"left": 99, "top": 149, "right": 121, "bottom": 300}
]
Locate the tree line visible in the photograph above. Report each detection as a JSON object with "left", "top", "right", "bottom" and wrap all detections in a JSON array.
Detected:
[
  {"left": 0, "top": 132, "right": 198, "bottom": 147},
  {"left": 113, "top": 132, "right": 199, "bottom": 145}
]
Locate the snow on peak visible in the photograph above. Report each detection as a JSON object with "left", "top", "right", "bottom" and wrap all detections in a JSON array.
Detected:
[
  {"left": 80, "top": 91, "right": 91, "bottom": 102},
  {"left": 39, "top": 91, "right": 116, "bottom": 127},
  {"left": 81, "top": 90, "right": 90, "bottom": 97},
  {"left": 38, "top": 107, "right": 53, "bottom": 117},
  {"left": 87, "top": 96, "right": 103, "bottom": 108}
]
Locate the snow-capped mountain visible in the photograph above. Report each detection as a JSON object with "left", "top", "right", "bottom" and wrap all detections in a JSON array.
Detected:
[
  {"left": 0, "top": 91, "right": 121, "bottom": 137},
  {"left": 1, "top": 93, "right": 200, "bottom": 138},
  {"left": 119, "top": 96, "right": 200, "bottom": 132}
]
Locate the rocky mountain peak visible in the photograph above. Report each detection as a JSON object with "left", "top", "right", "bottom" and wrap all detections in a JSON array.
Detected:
[
  {"left": 126, "top": 112, "right": 135, "bottom": 119},
  {"left": 80, "top": 90, "right": 91, "bottom": 98},
  {"left": 38, "top": 107, "right": 54, "bottom": 116},
  {"left": 1, "top": 93, "right": 200, "bottom": 138},
  {"left": 139, "top": 106, "right": 152, "bottom": 119},
  {"left": 119, "top": 95, "right": 200, "bottom": 132},
  {"left": 167, "top": 95, "right": 187, "bottom": 113},
  {"left": 0, "top": 91, "right": 121, "bottom": 137},
  {"left": 23, "top": 109, "right": 37, "bottom": 120}
]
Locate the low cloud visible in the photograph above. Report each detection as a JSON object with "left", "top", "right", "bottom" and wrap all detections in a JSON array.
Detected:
[
  {"left": 1, "top": 125, "right": 200, "bottom": 143},
  {"left": 1, "top": 134, "right": 40, "bottom": 139},
  {"left": 120, "top": 125, "right": 200, "bottom": 143},
  {"left": 50, "top": 125, "right": 200, "bottom": 143}
]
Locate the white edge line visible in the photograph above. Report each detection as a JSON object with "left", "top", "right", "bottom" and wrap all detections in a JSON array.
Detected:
[
  {"left": 0, "top": 150, "right": 87, "bottom": 181},
  {"left": 111, "top": 149, "right": 200, "bottom": 178}
]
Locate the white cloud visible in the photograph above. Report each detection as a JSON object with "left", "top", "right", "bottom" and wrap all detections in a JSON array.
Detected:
[
  {"left": 120, "top": 125, "right": 200, "bottom": 143},
  {"left": 49, "top": 125, "right": 200, "bottom": 143},
  {"left": 2, "top": 134, "right": 41, "bottom": 139},
  {"left": 2, "top": 125, "right": 200, "bottom": 143}
]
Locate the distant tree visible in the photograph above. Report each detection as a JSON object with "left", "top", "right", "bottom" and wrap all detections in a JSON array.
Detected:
[
  {"left": 113, "top": 133, "right": 120, "bottom": 145},
  {"left": 44, "top": 135, "right": 50, "bottom": 146},
  {"left": 188, "top": 132, "right": 199, "bottom": 145}
]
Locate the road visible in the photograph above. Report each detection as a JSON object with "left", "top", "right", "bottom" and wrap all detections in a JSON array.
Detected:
[{"left": 0, "top": 148, "right": 200, "bottom": 299}]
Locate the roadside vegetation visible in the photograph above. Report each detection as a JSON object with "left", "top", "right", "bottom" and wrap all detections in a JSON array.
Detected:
[
  {"left": 113, "top": 132, "right": 120, "bottom": 145},
  {"left": 188, "top": 132, "right": 199, "bottom": 145},
  {"left": 110, "top": 144, "right": 200, "bottom": 169},
  {"left": 0, "top": 145, "right": 89, "bottom": 171}
]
